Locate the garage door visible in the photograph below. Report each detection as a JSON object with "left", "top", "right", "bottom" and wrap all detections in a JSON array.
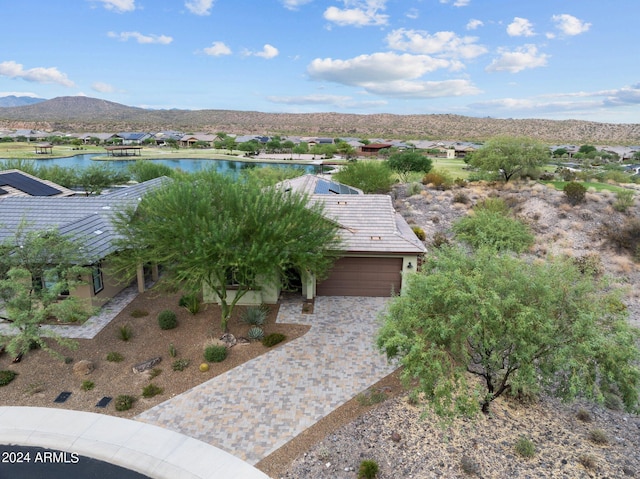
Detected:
[{"left": 317, "top": 257, "right": 403, "bottom": 297}]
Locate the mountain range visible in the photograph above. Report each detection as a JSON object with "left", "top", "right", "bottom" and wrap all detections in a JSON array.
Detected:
[{"left": 0, "top": 96, "right": 639, "bottom": 144}]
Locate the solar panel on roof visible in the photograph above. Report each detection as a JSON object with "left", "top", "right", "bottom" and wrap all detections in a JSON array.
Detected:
[
  {"left": 0, "top": 172, "right": 61, "bottom": 196},
  {"left": 314, "top": 179, "right": 331, "bottom": 194}
]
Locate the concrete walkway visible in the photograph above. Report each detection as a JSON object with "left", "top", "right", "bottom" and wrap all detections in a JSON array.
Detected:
[{"left": 136, "top": 296, "right": 395, "bottom": 465}]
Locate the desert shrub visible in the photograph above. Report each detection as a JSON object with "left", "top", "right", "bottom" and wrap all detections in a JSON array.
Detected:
[
  {"left": 262, "top": 333, "right": 286, "bottom": 347},
  {"left": 172, "top": 359, "right": 190, "bottom": 371},
  {"left": 604, "top": 392, "right": 624, "bottom": 411},
  {"left": 157, "top": 309, "right": 178, "bottom": 330},
  {"left": 332, "top": 160, "right": 394, "bottom": 193},
  {"left": 149, "top": 368, "right": 162, "bottom": 379},
  {"left": 81, "top": 380, "right": 95, "bottom": 391},
  {"left": 178, "top": 293, "right": 200, "bottom": 314},
  {"left": 539, "top": 171, "right": 556, "bottom": 181},
  {"left": 557, "top": 168, "right": 577, "bottom": 181},
  {"left": 432, "top": 232, "right": 450, "bottom": 249},
  {"left": 474, "top": 197, "right": 510, "bottom": 215},
  {"left": 407, "top": 182, "right": 422, "bottom": 196},
  {"left": 578, "top": 454, "right": 597, "bottom": 470},
  {"left": 572, "top": 254, "right": 604, "bottom": 277},
  {"left": 114, "top": 394, "right": 135, "bottom": 411},
  {"left": 106, "top": 351, "right": 124, "bottom": 362},
  {"left": 130, "top": 309, "right": 148, "bottom": 318},
  {"left": 460, "top": 455, "right": 480, "bottom": 475},
  {"left": 357, "top": 389, "right": 387, "bottom": 406},
  {"left": 128, "top": 160, "right": 174, "bottom": 182},
  {"left": 453, "top": 210, "right": 534, "bottom": 253},
  {"left": 614, "top": 189, "right": 635, "bottom": 212},
  {"left": 588, "top": 428, "right": 609, "bottom": 445},
  {"left": 411, "top": 226, "right": 426, "bottom": 241},
  {"left": 247, "top": 326, "right": 264, "bottom": 341},
  {"left": 454, "top": 177, "right": 468, "bottom": 187},
  {"left": 0, "top": 370, "right": 17, "bottom": 386},
  {"left": 358, "top": 459, "right": 379, "bottom": 479},
  {"left": 453, "top": 192, "right": 470, "bottom": 204},
  {"left": 422, "top": 172, "right": 447, "bottom": 189},
  {"left": 204, "top": 344, "right": 227, "bottom": 362},
  {"left": 576, "top": 408, "right": 592, "bottom": 422},
  {"left": 240, "top": 306, "right": 267, "bottom": 326},
  {"left": 118, "top": 324, "right": 133, "bottom": 341},
  {"left": 514, "top": 436, "right": 536, "bottom": 458},
  {"left": 564, "top": 182, "right": 587, "bottom": 205},
  {"left": 602, "top": 217, "right": 640, "bottom": 254},
  {"left": 142, "top": 383, "right": 163, "bottom": 398},
  {"left": 48, "top": 298, "right": 91, "bottom": 323}
]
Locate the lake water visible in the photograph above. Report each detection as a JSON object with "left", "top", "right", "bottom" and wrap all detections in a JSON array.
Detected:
[{"left": 0, "top": 153, "right": 320, "bottom": 176}]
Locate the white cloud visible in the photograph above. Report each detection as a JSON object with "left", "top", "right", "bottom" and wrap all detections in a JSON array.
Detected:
[
  {"left": 0, "top": 91, "right": 40, "bottom": 98},
  {"left": 185, "top": 0, "right": 214, "bottom": 16},
  {"left": 204, "top": 41, "right": 232, "bottom": 56},
  {"left": 307, "top": 52, "right": 480, "bottom": 98},
  {"left": 96, "top": 0, "right": 135, "bottom": 12},
  {"left": 386, "top": 28, "right": 487, "bottom": 60},
  {"left": 91, "top": 82, "right": 115, "bottom": 93},
  {"left": 466, "top": 19, "right": 483, "bottom": 30},
  {"left": 552, "top": 14, "right": 591, "bottom": 36},
  {"left": 0, "top": 61, "right": 75, "bottom": 87},
  {"left": 439, "top": 0, "right": 470, "bottom": 6},
  {"left": 267, "top": 93, "right": 386, "bottom": 109},
  {"left": 280, "top": 0, "right": 313, "bottom": 10},
  {"left": 324, "top": 0, "right": 389, "bottom": 27},
  {"left": 246, "top": 44, "right": 279, "bottom": 59},
  {"left": 486, "top": 44, "right": 549, "bottom": 73},
  {"left": 507, "top": 17, "right": 535, "bottom": 37},
  {"left": 406, "top": 8, "right": 419, "bottom": 20},
  {"left": 107, "top": 31, "right": 173, "bottom": 44}
]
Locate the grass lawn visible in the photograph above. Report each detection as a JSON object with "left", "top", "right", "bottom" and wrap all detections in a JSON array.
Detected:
[
  {"left": 540, "top": 180, "right": 629, "bottom": 193},
  {"left": 429, "top": 157, "right": 470, "bottom": 178}
]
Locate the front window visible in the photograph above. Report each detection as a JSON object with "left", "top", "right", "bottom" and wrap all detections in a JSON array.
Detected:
[{"left": 92, "top": 264, "right": 104, "bottom": 294}]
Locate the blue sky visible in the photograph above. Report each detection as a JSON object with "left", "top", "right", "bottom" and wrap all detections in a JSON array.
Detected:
[{"left": 1, "top": 0, "right": 639, "bottom": 123}]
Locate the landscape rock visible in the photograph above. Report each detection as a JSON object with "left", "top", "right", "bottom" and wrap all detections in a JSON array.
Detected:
[
  {"left": 132, "top": 356, "right": 161, "bottom": 374},
  {"left": 219, "top": 333, "right": 237, "bottom": 347},
  {"left": 73, "top": 359, "right": 94, "bottom": 376}
]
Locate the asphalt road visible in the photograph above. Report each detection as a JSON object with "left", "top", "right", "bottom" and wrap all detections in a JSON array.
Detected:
[{"left": 0, "top": 445, "right": 152, "bottom": 479}]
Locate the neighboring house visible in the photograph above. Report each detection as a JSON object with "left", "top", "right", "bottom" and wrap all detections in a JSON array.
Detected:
[
  {"left": 116, "top": 132, "right": 152, "bottom": 145},
  {"left": 0, "top": 169, "right": 76, "bottom": 198},
  {"left": 0, "top": 173, "right": 166, "bottom": 307},
  {"left": 360, "top": 143, "right": 393, "bottom": 156},
  {"left": 204, "top": 175, "right": 425, "bottom": 306},
  {"left": 179, "top": 134, "right": 219, "bottom": 147}
]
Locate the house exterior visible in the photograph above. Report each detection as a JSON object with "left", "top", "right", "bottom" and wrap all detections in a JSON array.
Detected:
[
  {"left": 179, "top": 134, "right": 219, "bottom": 148},
  {"left": 0, "top": 174, "right": 166, "bottom": 307},
  {"left": 360, "top": 143, "right": 393, "bottom": 156},
  {"left": 204, "top": 175, "right": 425, "bottom": 305}
]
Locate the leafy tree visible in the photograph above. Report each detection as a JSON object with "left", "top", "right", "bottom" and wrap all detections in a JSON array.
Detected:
[
  {"left": 113, "top": 171, "right": 341, "bottom": 332},
  {"left": 237, "top": 140, "right": 261, "bottom": 155},
  {"left": 452, "top": 208, "right": 534, "bottom": 253},
  {"left": 387, "top": 151, "right": 433, "bottom": 182},
  {"left": 240, "top": 165, "right": 306, "bottom": 187},
  {"left": 336, "top": 141, "right": 357, "bottom": 160},
  {"left": 579, "top": 144, "right": 597, "bottom": 155},
  {"left": 0, "top": 226, "right": 90, "bottom": 358},
  {"left": 77, "top": 164, "right": 130, "bottom": 196},
  {"left": 468, "top": 136, "right": 550, "bottom": 182},
  {"left": 377, "top": 246, "right": 640, "bottom": 418},
  {"left": 332, "top": 160, "right": 394, "bottom": 193},
  {"left": 552, "top": 147, "right": 568, "bottom": 158},
  {"left": 128, "top": 160, "right": 175, "bottom": 183},
  {"left": 292, "top": 142, "right": 309, "bottom": 158}
]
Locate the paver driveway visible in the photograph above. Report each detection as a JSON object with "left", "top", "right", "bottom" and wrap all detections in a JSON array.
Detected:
[{"left": 135, "top": 296, "right": 395, "bottom": 465}]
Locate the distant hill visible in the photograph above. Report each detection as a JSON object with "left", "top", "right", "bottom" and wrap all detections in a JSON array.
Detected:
[
  {"left": 0, "top": 95, "right": 47, "bottom": 108},
  {"left": 0, "top": 95, "right": 639, "bottom": 144}
]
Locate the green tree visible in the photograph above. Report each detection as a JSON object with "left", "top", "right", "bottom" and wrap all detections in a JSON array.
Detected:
[
  {"left": 377, "top": 246, "right": 640, "bottom": 418},
  {"left": 127, "top": 161, "right": 175, "bottom": 183},
  {"left": 77, "top": 165, "right": 130, "bottom": 196},
  {"left": 579, "top": 144, "right": 597, "bottom": 155},
  {"left": 468, "top": 136, "right": 550, "bottom": 182},
  {"left": 336, "top": 142, "right": 357, "bottom": 160},
  {"left": 0, "top": 226, "right": 90, "bottom": 358},
  {"left": 113, "top": 171, "right": 341, "bottom": 332},
  {"left": 387, "top": 151, "right": 433, "bottom": 182},
  {"left": 332, "top": 160, "right": 394, "bottom": 193}
]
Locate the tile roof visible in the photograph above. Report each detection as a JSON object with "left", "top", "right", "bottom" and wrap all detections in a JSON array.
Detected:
[
  {"left": 0, "top": 177, "right": 167, "bottom": 262},
  {"left": 310, "top": 194, "right": 426, "bottom": 254}
]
